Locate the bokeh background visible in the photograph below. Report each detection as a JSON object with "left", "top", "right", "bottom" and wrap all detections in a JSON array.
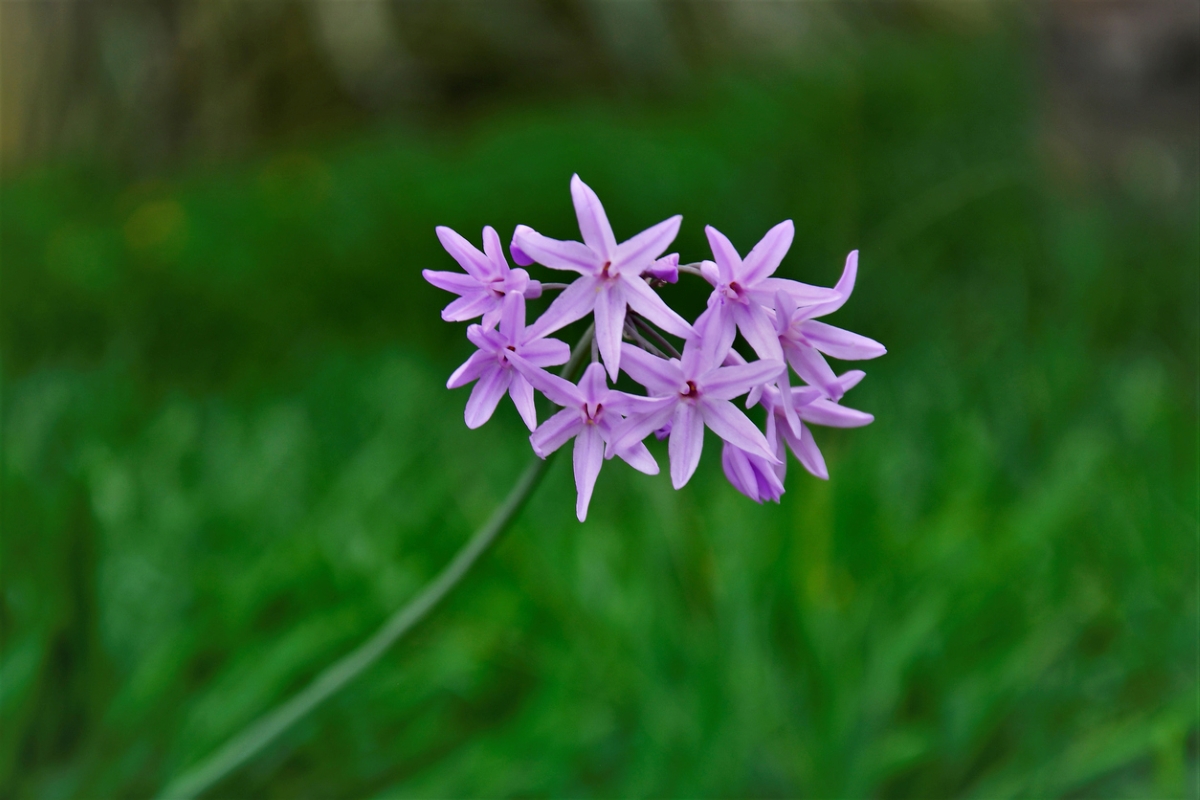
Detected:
[{"left": 2, "top": 1, "right": 1198, "bottom": 797}]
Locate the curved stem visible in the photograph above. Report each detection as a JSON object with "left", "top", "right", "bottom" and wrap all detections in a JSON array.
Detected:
[
  {"left": 628, "top": 313, "right": 682, "bottom": 360},
  {"left": 539, "top": 282, "right": 572, "bottom": 291},
  {"left": 677, "top": 263, "right": 706, "bottom": 278},
  {"left": 157, "top": 327, "right": 595, "bottom": 800}
]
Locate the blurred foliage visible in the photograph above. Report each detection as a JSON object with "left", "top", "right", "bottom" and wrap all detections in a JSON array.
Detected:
[{"left": 2, "top": 27, "right": 1197, "bottom": 799}]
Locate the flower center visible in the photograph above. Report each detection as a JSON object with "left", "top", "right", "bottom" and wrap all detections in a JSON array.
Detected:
[
  {"left": 721, "top": 281, "right": 746, "bottom": 302},
  {"left": 599, "top": 261, "right": 613, "bottom": 280},
  {"left": 680, "top": 380, "right": 699, "bottom": 400},
  {"left": 584, "top": 402, "right": 603, "bottom": 423}
]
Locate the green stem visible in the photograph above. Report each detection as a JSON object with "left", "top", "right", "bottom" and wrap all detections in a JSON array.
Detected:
[{"left": 157, "top": 326, "right": 594, "bottom": 800}]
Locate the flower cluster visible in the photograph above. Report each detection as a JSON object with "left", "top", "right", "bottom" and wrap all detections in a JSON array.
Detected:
[{"left": 424, "top": 175, "right": 885, "bottom": 521}]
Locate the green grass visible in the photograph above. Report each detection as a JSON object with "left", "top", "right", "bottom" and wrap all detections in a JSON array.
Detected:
[{"left": 3, "top": 31, "right": 1197, "bottom": 798}]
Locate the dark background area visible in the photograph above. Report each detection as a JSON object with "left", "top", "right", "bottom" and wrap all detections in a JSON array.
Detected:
[{"left": 2, "top": 2, "right": 1198, "bottom": 797}]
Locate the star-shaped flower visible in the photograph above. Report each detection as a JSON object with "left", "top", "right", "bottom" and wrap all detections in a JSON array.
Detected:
[
  {"left": 447, "top": 293, "right": 569, "bottom": 430},
  {"left": 613, "top": 341, "right": 784, "bottom": 489},
  {"left": 512, "top": 175, "right": 693, "bottom": 380},
  {"left": 424, "top": 225, "right": 542, "bottom": 329},
  {"left": 774, "top": 251, "right": 886, "bottom": 401},
  {"left": 518, "top": 362, "right": 658, "bottom": 521}
]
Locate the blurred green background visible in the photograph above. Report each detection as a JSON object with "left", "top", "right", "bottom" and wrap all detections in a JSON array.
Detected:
[{"left": 2, "top": 2, "right": 1197, "bottom": 798}]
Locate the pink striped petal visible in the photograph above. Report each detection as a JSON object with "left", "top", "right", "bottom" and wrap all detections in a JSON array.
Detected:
[
  {"left": 442, "top": 293, "right": 498, "bottom": 323},
  {"left": 754, "top": 278, "right": 839, "bottom": 307},
  {"left": 579, "top": 362, "right": 609, "bottom": 405},
  {"left": 692, "top": 304, "right": 736, "bottom": 373},
  {"left": 530, "top": 407, "right": 583, "bottom": 458},
  {"left": 614, "top": 215, "right": 682, "bottom": 273},
  {"left": 436, "top": 226, "right": 494, "bottom": 280},
  {"left": 593, "top": 282, "right": 627, "bottom": 381},
  {"left": 481, "top": 225, "right": 507, "bottom": 272},
  {"left": 573, "top": 424, "right": 606, "bottom": 521},
  {"left": 512, "top": 225, "right": 600, "bottom": 274},
  {"left": 801, "top": 320, "right": 886, "bottom": 360},
  {"left": 799, "top": 250, "right": 858, "bottom": 319},
  {"left": 668, "top": 402, "right": 706, "bottom": 489},
  {"left": 423, "top": 269, "right": 482, "bottom": 295},
  {"left": 570, "top": 175, "right": 617, "bottom": 260},
  {"left": 704, "top": 226, "right": 741, "bottom": 282},
  {"left": 509, "top": 372, "right": 538, "bottom": 431},
  {"left": 619, "top": 343, "right": 682, "bottom": 396},
  {"left": 740, "top": 220, "right": 793, "bottom": 285},
  {"left": 699, "top": 398, "right": 778, "bottom": 462},
  {"left": 732, "top": 301, "right": 784, "bottom": 361},
  {"left": 524, "top": 276, "right": 599, "bottom": 339},
  {"left": 464, "top": 366, "right": 511, "bottom": 429},
  {"left": 612, "top": 395, "right": 678, "bottom": 453},
  {"left": 612, "top": 436, "right": 659, "bottom": 475},
  {"left": 839, "top": 370, "right": 867, "bottom": 393},
  {"left": 518, "top": 338, "right": 571, "bottom": 368},
  {"left": 785, "top": 342, "right": 843, "bottom": 401},
  {"left": 447, "top": 349, "right": 493, "bottom": 389},
  {"left": 701, "top": 359, "right": 785, "bottom": 401},
  {"left": 510, "top": 355, "right": 581, "bottom": 407},
  {"left": 499, "top": 291, "right": 525, "bottom": 342},
  {"left": 798, "top": 399, "right": 874, "bottom": 428},
  {"left": 783, "top": 422, "right": 828, "bottom": 479}
]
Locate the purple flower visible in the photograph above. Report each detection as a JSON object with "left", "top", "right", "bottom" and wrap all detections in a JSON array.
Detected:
[
  {"left": 614, "top": 340, "right": 784, "bottom": 489},
  {"left": 757, "top": 370, "right": 874, "bottom": 481},
  {"left": 424, "top": 225, "right": 543, "bottom": 329},
  {"left": 643, "top": 253, "right": 679, "bottom": 284},
  {"left": 447, "top": 293, "right": 570, "bottom": 431},
  {"left": 697, "top": 222, "right": 840, "bottom": 364},
  {"left": 721, "top": 411, "right": 786, "bottom": 504},
  {"left": 518, "top": 362, "right": 659, "bottom": 521},
  {"left": 513, "top": 175, "right": 693, "bottom": 380},
  {"left": 774, "top": 251, "right": 886, "bottom": 401}
]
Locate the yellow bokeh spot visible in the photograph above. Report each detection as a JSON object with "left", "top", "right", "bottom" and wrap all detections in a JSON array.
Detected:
[{"left": 124, "top": 199, "right": 186, "bottom": 252}]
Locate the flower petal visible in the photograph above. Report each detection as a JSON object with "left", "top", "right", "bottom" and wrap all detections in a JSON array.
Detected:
[
  {"left": 740, "top": 219, "right": 793, "bottom": 286},
  {"left": 839, "top": 369, "right": 867, "bottom": 393},
  {"left": 570, "top": 175, "right": 617, "bottom": 260},
  {"left": 613, "top": 437, "right": 659, "bottom": 475},
  {"left": 436, "top": 226, "right": 494, "bottom": 280},
  {"left": 754, "top": 277, "right": 840, "bottom": 307},
  {"left": 614, "top": 215, "right": 682, "bottom": 273},
  {"left": 704, "top": 225, "right": 741, "bottom": 282},
  {"left": 442, "top": 293, "right": 499, "bottom": 323},
  {"left": 524, "top": 276, "right": 599, "bottom": 339},
  {"left": 423, "top": 269, "right": 482, "bottom": 295},
  {"left": 509, "top": 233, "right": 534, "bottom": 266},
  {"left": 499, "top": 291, "right": 525, "bottom": 342},
  {"left": 517, "top": 338, "right": 571, "bottom": 368},
  {"left": 579, "top": 362, "right": 609, "bottom": 406},
  {"left": 699, "top": 397, "right": 778, "bottom": 462},
  {"left": 619, "top": 343, "right": 682, "bottom": 395},
  {"left": 593, "top": 282, "right": 627, "bottom": 381},
  {"left": 692, "top": 304, "right": 736, "bottom": 372},
  {"left": 573, "top": 424, "right": 606, "bottom": 521},
  {"left": 798, "top": 398, "right": 874, "bottom": 428},
  {"left": 512, "top": 225, "right": 600, "bottom": 274},
  {"left": 668, "top": 402, "right": 705, "bottom": 489},
  {"left": 612, "top": 395, "right": 678, "bottom": 453},
  {"left": 530, "top": 407, "right": 583, "bottom": 458},
  {"left": 701, "top": 359, "right": 785, "bottom": 401},
  {"left": 464, "top": 366, "right": 511, "bottom": 429},
  {"left": 481, "top": 225, "right": 508, "bottom": 273},
  {"left": 732, "top": 301, "right": 784, "bottom": 361},
  {"left": 783, "top": 422, "right": 828, "bottom": 479},
  {"left": 799, "top": 250, "right": 858, "bottom": 319},
  {"left": 508, "top": 372, "right": 538, "bottom": 431},
  {"left": 800, "top": 320, "right": 886, "bottom": 360},
  {"left": 621, "top": 272, "right": 693, "bottom": 338},
  {"left": 447, "top": 349, "right": 493, "bottom": 389},
  {"left": 510, "top": 355, "right": 581, "bottom": 407},
  {"left": 785, "top": 342, "right": 843, "bottom": 401}
]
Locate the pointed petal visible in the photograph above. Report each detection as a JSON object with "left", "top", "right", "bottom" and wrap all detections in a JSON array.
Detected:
[
  {"left": 466, "top": 323, "right": 501, "bottom": 350},
  {"left": 700, "top": 398, "right": 778, "bottom": 462},
  {"left": 619, "top": 343, "right": 682, "bottom": 395},
  {"left": 571, "top": 175, "right": 617, "bottom": 260},
  {"left": 447, "top": 349, "right": 493, "bottom": 389},
  {"left": 423, "top": 269, "right": 482, "bottom": 295},
  {"left": 464, "top": 366, "right": 511, "bottom": 428},
  {"left": 481, "top": 225, "right": 508, "bottom": 273},
  {"left": 579, "top": 362, "right": 608, "bottom": 405},
  {"left": 517, "top": 338, "right": 571, "bottom": 368},
  {"left": 442, "top": 293, "right": 499, "bottom": 323},
  {"left": 612, "top": 395, "right": 678, "bottom": 453},
  {"left": 481, "top": 307, "right": 503, "bottom": 329},
  {"left": 509, "top": 232, "right": 534, "bottom": 266},
  {"left": 499, "top": 291, "right": 525, "bottom": 342},
  {"left": 775, "top": 362, "right": 802, "bottom": 437},
  {"left": 754, "top": 277, "right": 840, "bottom": 307},
  {"left": 621, "top": 272, "right": 693, "bottom": 338},
  {"left": 722, "top": 442, "right": 759, "bottom": 501},
  {"left": 530, "top": 407, "right": 583, "bottom": 458},
  {"left": 801, "top": 320, "right": 886, "bottom": 360},
  {"left": 668, "top": 403, "right": 706, "bottom": 489},
  {"left": 573, "top": 424, "right": 606, "bottom": 521},
  {"left": 741, "top": 220, "right": 793, "bottom": 285},
  {"left": 786, "top": 342, "right": 843, "bottom": 401},
  {"left": 704, "top": 226, "right": 741, "bottom": 281},
  {"left": 510, "top": 355, "right": 582, "bottom": 407},
  {"left": 732, "top": 301, "right": 785, "bottom": 361},
  {"left": 784, "top": 422, "right": 828, "bottom": 479},
  {"left": 799, "top": 398, "right": 874, "bottom": 428},
  {"left": 614, "top": 215, "right": 682, "bottom": 273},
  {"left": 437, "top": 226, "right": 494, "bottom": 280},
  {"left": 512, "top": 224, "right": 601, "bottom": 274},
  {"left": 839, "top": 369, "right": 867, "bottom": 393},
  {"left": 593, "top": 282, "right": 626, "bottom": 381},
  {"left": 702, "top": 359, "right": 785, "bottom": 401},
  {"left": 643, "top": 253, "right": 679, "bottom": 283},
  {"left": 614, "top": 437, "right": 659, "bottom": 475},
  {"left": 524, "top": 276, "right": 599, "bottom": 339},
  {"left": 509, "top": 373, "right": 538, "bottom": 431},
  {"left": 692, "top": 304, "right": 736, "bottom": 372},
  {"left": 799, "top": 250, "right": 858, "bottom": 319}
]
